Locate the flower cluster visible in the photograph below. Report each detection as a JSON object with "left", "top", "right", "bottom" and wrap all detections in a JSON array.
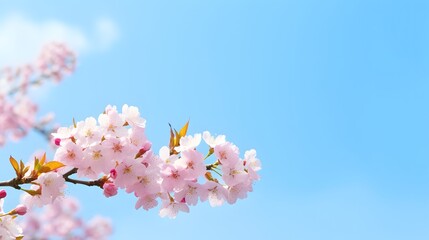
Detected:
[
  {"left": 20, "top": 197, "right": 112, "bottom": 240},
  {"left": 0, "top": 42, "right": 75, "bottom": 146},
  {"left": 52, "top": 104, "right": 262, "bottom": 218},
  {"left": 0, "top": 190, "right": 27, "bottom": 239}
]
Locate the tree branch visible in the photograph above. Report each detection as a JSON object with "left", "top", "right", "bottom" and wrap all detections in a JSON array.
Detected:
[
  {"left": 0, "top": 168, "right": 104, "bottom": 192},
  {"left": 0, "top": 177, "right": 37, "bottom": 190},
  {"left": 63, "top": 168, "right": 104, "bottom": 189}
]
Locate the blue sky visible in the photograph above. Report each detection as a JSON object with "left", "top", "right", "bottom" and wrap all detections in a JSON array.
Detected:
[{"left": 0, "top": 0, "right": 428, "bottom": 239}]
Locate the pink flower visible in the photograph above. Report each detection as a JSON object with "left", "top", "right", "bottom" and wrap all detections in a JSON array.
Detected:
[
  {"left": 35, "top": 172, "right": 66, "bottom": 203},
  {"left": 135, "top": 194, "right": 159, "bottom": 210},
  {"left": 103, "top": 183, "right": 118, "bottom": 198},
  {"left": 214, "top": 142, "right": 240, "bottom": 167},
  {"left": 175, "top": 149, "right": 205, "bottom": 180},
  {"left": 122, "top": 104, "right": 146, "bottom": 128},
  {"left": 244, "top": 149, "right": 262, "bottom": 181},
  {"left": 174, "top": 182, "right": 201, "bottom": 206},
  {"left": 98, "top": 106, "right": 127, "bottom": 138},
  {"left": 114, "top": 159, "right": 144, "bottom": 188},
  {"left": 200, "top": 181, "right": 227, "bottom": 207},
  {"left": 75, "top": 117, "right": 101, "bottom": 147},
  {"left": 161, "top": 165, "right": 186, "bottom": 192},
  {"left": 159, "top": 146, "right": 179, "bottom": 165},
  {"left": 202, "top": 131, "right": 226, "bottom": 148},
  {"left": 159, "top": 200, "right": 190, "bottom": 219},
  {"left": 85, "top": 216, "right": 113, "bottom": 240},
  {"left": 226, "top": 182, "right": 252, "bottom": 204},
  {"left": 126, "top": 171, "right": 161, "bottom": 197},
  {"left": 174, "top": 134, "right": 202, "bottom": 152},
  {"left": 0, "top": 215, "right": 23, "bottom": 238},
  {"left": 54, "top": 141, "right": 83, "bottom": 168},
  {"left": 82, "top": 144, "right": 113, "bottom": 176},
  {"left": 221, "top": 161, "right": 249, "bottom": 187}
]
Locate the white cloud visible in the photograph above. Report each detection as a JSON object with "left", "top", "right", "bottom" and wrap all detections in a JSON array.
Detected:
[
  {"left": 0, "top": 13, "right": 119, "bottom": 67},
  {"left": 94, "top": 18, "right": 119, "bottom": 51}
]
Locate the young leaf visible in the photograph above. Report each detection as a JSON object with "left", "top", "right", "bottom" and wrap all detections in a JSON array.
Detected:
[
  {"left": 23, "top": 188, "right": 40, "bottom": 196},
  {"left": 9, "top": 156, "right": 20, "bottom": 177},
  {"left": 39, "top": 153, "right": 47, "bottom": 165},
  {"left": 22, "top": 166, "right": 30, "bottom": 176},
  {"left": 20, "top": 160, "right": 24, "bottom": 170},
  {"left": 174, "top": 129, "right": 180, "bottom": 146},
  {"left": 179, "top": 120, "right": 189, "bottom": 138},
  {"left": 169, "top": 123, "right": 175, "bottom": 153},
  {"left": 39, "top": 161, "right": 65, "bottom": 173}
]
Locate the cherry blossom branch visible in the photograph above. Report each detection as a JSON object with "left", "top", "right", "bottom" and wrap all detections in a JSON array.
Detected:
[
  {"left": 32, "top": 124, "right": 53, "bottom": 141},
  {"left": 6, "top": 76, "right": 47, "bottom": 96},
  {"left": 0, "top": 177, "right": 37, "bottom": 190},
  {"left": 62, "top": 168, "right": 105, "bottom": 188},
  {"left": 0, "top": 168, "right": 104, "bottom": 191}
]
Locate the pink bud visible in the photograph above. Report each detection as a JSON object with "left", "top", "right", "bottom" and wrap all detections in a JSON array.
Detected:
[
  {"left": 14, "top": 204, "right": 27, "bottom": 215},
  {"left": 103, "top": 183, "right": 118, "bottom": 198},
  {"left": 142, "top": 142, "right": 152, "bottom": 151},
  {"left": 54, "top": 138, "right": 61, "bottom": 146},
  {"left": 136, "top": 142, "right": 153, "bottom": 159},
  {"left": 109, "top": 169, "right": 117, "bottom": 179},
  {"left": 0, "top": 190, "right": 7, "bottom": 199}
]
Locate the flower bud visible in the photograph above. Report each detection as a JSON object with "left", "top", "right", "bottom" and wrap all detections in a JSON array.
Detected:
[
  {"left": 54, "top": 138, "right": 61, "bottom": 146},
  {"left": 109, "top": 169, "right": 117, "bottom": 179},
  {"left": 0, "top": 190, "right": 7, "bottom": 199},
  {"left": 103, "top": 183, "right": 118, "bottom": 198},
  {"left": 142, "top": 142, "right": 152, "bottom": 151},
  {"left": 14, "top": 204, "right": 27, "bottom": 215}
]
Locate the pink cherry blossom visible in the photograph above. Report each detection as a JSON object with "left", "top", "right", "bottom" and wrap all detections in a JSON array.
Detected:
[
  {"left": 54, "top": 140, "right": 84, "bottom": 168},
  {"left": 122, "top": 104, "right": 146, "bottom": 128},
  {"left": 214, "top": 142, "right": 240, "bottom": 167},
  {"left": 200, "top": 181, "right": 227, "bottom": 207},
  {"left": 226, "top": 182, "right": 252, "bottom": 204},
  {"left": 0, "top": 199, "right": 23, "bottom": 238},
  {"left": 203, "top": 131, "right": 226, "bottom": 148},
  {"left": 84, "top": 216, "right": 113, "bottom": 240},
  {"left": 35, "top": 172, "right": 66, "bottom": 203},
  {"left": 135, "top": 193, "right": 159, "bottom": 211},
  {"left": 20, "top": 197, "right": 112, "bottom": 239},
  {"left": 174, "top": 181, "right": 200, "bottom": 206},
  {"left": 159, "top": 200, "right": 190, "bottom": 219},
  {"left": 161, "top": 165, "right": 186, "bottom": 192},
  {"left": 49, "top": 104, "right": 262, "bottom": 220},
  {"left": 221, "top": 161, "right": 249, "bottom": 187},
  {"left": 174, "top": 133, "right": 202, "bottom": 152},
  {"left": 175, "top": 149, "right": 205, "bottom": 180},
  {"left": 103, "top": 183, "right": 118, "bottom": 198}
]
